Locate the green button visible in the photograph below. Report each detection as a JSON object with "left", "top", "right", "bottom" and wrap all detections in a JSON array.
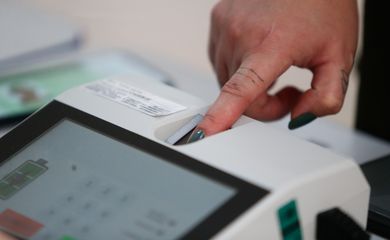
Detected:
[
  {"left": 284, "top": 228, "right": 302, "bottom": 240},
  {"left": 278, "top": 200, "right": 299, "bottom": 229},
  {"left": 277, "top": 200, "right": 302, "bottom": 240}
]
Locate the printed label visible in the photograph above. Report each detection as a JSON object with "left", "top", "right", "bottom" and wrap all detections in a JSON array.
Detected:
[{"left": 85, "top": 79, "right": 186, "bottom": 117}]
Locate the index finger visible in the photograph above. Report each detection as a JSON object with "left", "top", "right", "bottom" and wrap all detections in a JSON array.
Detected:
[{"left": 197, "top": 50, "right": 291, "bottom": 136}]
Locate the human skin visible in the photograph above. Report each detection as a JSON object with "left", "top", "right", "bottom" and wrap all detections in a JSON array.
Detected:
[
  {"left": 195, "top": 0, "right": 358, "bottom": 137},
  {"left": 0, "top": 232, "right": 15, "bottom": 240}
]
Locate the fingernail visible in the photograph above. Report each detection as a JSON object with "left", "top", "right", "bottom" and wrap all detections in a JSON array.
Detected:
[
  {"left": 187, "top": 129, "right": 205, "bottom": 143},
  {"left": 288, "top": 112, "right": 317, "bottom": 130}
]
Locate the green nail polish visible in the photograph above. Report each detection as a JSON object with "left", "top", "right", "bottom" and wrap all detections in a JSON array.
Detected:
[
  {"left": 288, "top": 112, "right": 317, "bottom": 130},
  {"left": 187, "top": 129, "right": 205, "bottom": 143}
]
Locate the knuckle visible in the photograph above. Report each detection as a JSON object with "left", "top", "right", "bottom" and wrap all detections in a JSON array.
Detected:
[
  {"left": 321, "top": 95, "right": 343, "bottom": 113},
  {"left": 221, "top": 80, "right": 252, "bottom": 105},
  {"left": 221, "top": 81, "right": 244, "bottom": 97},
  {"left": 227, "top": 20, "right": 242, "bottom": 40}
]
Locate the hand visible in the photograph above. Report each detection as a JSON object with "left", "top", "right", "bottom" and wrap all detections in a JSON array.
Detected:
[
  {"left": 191, "top": 0, "right": 358, "bottom": 141},
  {"left": 0, "top": 231, "right": 16, "bottom": 240}
]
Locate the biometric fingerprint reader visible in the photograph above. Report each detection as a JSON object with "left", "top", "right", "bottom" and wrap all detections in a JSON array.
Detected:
[{"left": 0, "top": 76, "right": 369, "bottom": 239}]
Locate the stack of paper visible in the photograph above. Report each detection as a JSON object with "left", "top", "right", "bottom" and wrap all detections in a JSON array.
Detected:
[{"left": 0, "top": 1, "right": 82, "bottom": 73}]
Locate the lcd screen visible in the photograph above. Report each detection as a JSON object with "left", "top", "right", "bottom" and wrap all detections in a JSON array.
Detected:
[{"left": 0, "top": 120, "right": 236, "bottom": 240}]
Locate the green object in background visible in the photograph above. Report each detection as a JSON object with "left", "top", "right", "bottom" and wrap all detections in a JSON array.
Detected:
[
  {"left": 0, "top": 62, "right": 104, "bottom": 119},
  {"left": 0, "top": 159, "right": 48, "bottom": 200},
  {"left": 0, "top": 52, "right": 167, "bottom": 122},
  {"left": 59, "top": 235, "right": 78, "bottom": 240},
  {"left": 277, "top": 200, "right": 303, "bottom": 240}
]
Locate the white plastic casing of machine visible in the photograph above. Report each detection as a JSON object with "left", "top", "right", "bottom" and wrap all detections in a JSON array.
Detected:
[{"left": 51, "top": 76, "right": 370, "bottom": 239}]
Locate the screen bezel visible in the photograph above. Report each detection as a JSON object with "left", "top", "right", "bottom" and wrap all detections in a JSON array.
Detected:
[{"left": 0, "top": 100, "right": 269, "bottom": 239}]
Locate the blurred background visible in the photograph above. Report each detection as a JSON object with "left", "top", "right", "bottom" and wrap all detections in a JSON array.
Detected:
[{"left": 1, "top": 0, "right": 365, "bottom": 128}]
